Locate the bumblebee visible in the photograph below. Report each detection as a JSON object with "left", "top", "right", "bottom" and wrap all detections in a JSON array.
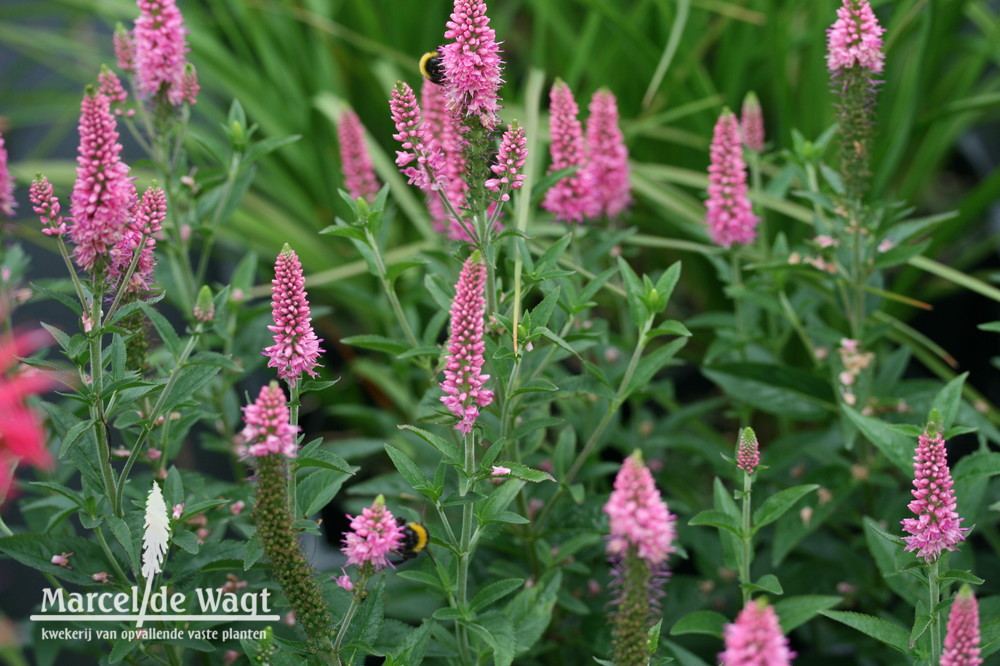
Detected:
[
  {"left": 393, "top": 519, "right": 429, "bottom": 562},
  {"left": 419, "top": 51, "right": 446, "bottom": 86}
]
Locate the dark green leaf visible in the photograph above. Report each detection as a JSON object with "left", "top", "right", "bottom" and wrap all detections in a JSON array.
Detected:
[
  {"left": 773, "top": 595, "right": 842, "bottom": 632},
  {"left": 669, "top": 610, "right": 727, "bottom": 638},
  {"left": 819, "top": 611, "right": 911, "bottom": 654},
  {"left": 688, "top": 510, "right": 742, "bottom": 537},
  {"left": 752, "top": 484, "right": 819, "bottom": 532},
  {"left": 471, "top": 578, "right": 524, "bottom": 613}
]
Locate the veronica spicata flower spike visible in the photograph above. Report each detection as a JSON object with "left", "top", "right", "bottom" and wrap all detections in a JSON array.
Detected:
[
  {"left": 263, "top": 245, "right": 324, "bottom": 381},
  {"left": 114, "top": 23, "right": 135, "bottom": 72},
  {"left": 440, "top": 0, "right": 503, "bottom": 127},
  {"left": 29, "top": 176, "right": 67, "bottom": 237},
  {"left": 421, "top": 78, "right": 470, "bottom": 240},
  {"left": 337, "top": 108, "right": 380, "bottom": 204},
  {"left": 542, "top": 80, "right": 594, "bottom": 224},
  {"left": 133, "top": 0, "right": 197, "bottom": 105},
  {"left": 239, "top": 382, "right": 298, "bottom": 458},
  {"left": 341, "top": 495, "right": 405, "bottom": 571},
  {"left": 69, "top": 89, "right": 134, "bottom": 273},
  {"left": 941, "top": 585, "right": 982, "bottom": 666},
  {"left": 109, "top": 186, "right": 166, "bottom": 295},
  {"left": 440, "top": 252, "right": 493, "bottom": 433},
  {"left": 736, "top": 427, "right": 760, "bottom": 475},
  {"left": 705, "top": 109, "right": 758, "bottom": 248},
  {"left": 900, "top": 425, "right": 967, "bottom": 562},
  {"left": 584, "top": 89, "right": 631, "bottom": 219},
  {"left": 740, "top": 92, "right": 765, "bottom": 153},
  {"left": 485, "top": 124, "right": 527, "bottom": 202},
  {"left": 391, "top": 82, "right": 442, "bottom": 192},
  {"left": 826, "top": 0, "right": 885, "bottom": 75},
  {"left": 0, "top": 131, "right": 15, "bottom": 219},
  {"left": 719, "top": 598, "right": 796, "bottom": 666}
]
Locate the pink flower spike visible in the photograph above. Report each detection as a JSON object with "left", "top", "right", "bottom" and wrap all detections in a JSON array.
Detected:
[
  {"left": 491, "top": 465, "right": 510, "bottom": 476},
  {"left": 941, "top": 585, "right": 982, "bottom": 666},
  {"left": 584, "top": 89, "right": 631, "bottom": 219},
  {"left": 604, "top": 452, "right": 676, "bottom": 567},
  {"left": 740, "top": 92, "right": 765, "bottom": 153},
  {"left": 542, "top": 80, "right": 594, "bottom": 224},
  {"left": 720, "top": 598, "right": 796, "bottom": 666},
  {"left": 239, "top": 382, "right": 299, "bottom": 458},
  {"left": 341, "top": 495, "right": 405, "bottom": 571},
  {"left": 736, "top": 427, "right": 760, "bottom": 475},
  {"left": 485, "top": 124, "right": 527, "bottom": 203},
  {"left": 0, "top": 131, "right": 15, "bottom": 219},
  {"left": 98, "top": 66, "right": 128, "bottom": 114},
  {"left": 900, "top": 426, "right": 968, "bottom": 562},
  {"left": 421, "top": 78, "right": 470, "bottom": 240},
  {"left": 440, "top": 0, "right": 504, "bottom": 126},
  {"left": 826, "top": 0, "right": 885, "bottom": 75},
  {"left": 440, "top": 252, "right": 493, "bottom": 434},
  {"left": 69, "top": 90, "right": 134, "bottom": 273},
  {"left": 262, "top": 244, "right": 324, "bottom": 381},
  {"left": 114, "top": 24, "right": 135, "bottom": 72},
  {"left": 30, "top": 176, "right": 67, "bottom": 237},
  {"left": 133, "top": 0, "right": 196, "bottom": 105},
  {"left": 705, "top": 109, "right": 758, "bottom": 248},
  {"left": 337, "top": 108, "right": 381, "bottom": 204},
  {"left": 109, "top": 186, "right": 166, "bottom": 295},
  {"left": 390, "top": 82, "right": 442, "bottom": 192}
]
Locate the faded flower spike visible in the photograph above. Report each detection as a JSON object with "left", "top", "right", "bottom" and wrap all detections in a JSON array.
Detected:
[
  {"left": 240, "top": 382, "right": 298, "bottom": 458},
  {"left": 0, "top": 131, "right": 15, "bottom": 219},
  {"left": 736, "top": 427, "right": 760, "bottom": 475},
  {"left": 263, "top": 245, "right": 324, "bottom": 381},
  {"left": 605, "top": 451, "right": 676, "bottom": 566},
  {"left": 69, "top": 89, "right": 134, "bottom": 273},
  {"left": 542, "top": 80, "right": 594, "bottom": 224},
  {"left": 440, "top": 0, "right": 503, "bottom": 127},
  {"left": 740, "top": 92, "right": 765, "bottom": 153},
  {"left": 584, "top": 89, "right": 631, "bottom": 219},
  {"left": 900, "top": 424, "right": 967, "bottom": 562},
  {"left": 720, "top": 598, "right": 796, "bottom": 665},
  {"left": 826, "top": 0, "right": 885, "bottom": 75},
  {"left": 440, "top": 252, "right": 493, "bottom": 434},
  {"left": 484, "top": 124, "right": 527, "bottom": 202},
  {"left": 941, "top": 585, "right": 982, "bottom": 666},
  {"left": 341, "top": 495, "right": 405, "bottom": 571},
  {"left": 132, "top": 0, "right": 198, "bottom": 105},
  {"left": 705, "top": 109, "right": 758, "bottom": 248},
  {"left": 337, "top": 108, "right": 380, "bottom": 204}
]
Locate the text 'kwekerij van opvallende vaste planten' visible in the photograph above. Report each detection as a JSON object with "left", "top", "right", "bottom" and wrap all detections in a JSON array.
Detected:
[{"left": 0, "top": 0, "right": 997, "bottom": 664}]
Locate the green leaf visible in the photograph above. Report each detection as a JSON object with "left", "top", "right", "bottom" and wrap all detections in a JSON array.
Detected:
[
  {"left": 386, "top": 258, "right": 429, "bottom": 282},
  {"left": 432, "top": 607, "right": 465, "bottom": 621},
  {"left": 296, "top": 468, "right": 350, "bottom": 517},
  {"left": 0, "top": 534, "right": 110, "bottom": 586},
  {"left": 842, "top": 405, "right": 914, "bottom": 473},
  {"left": 688, "top": 510, "right": 742, "bottom": 537},
  {"left": 511, "top": 378, "right": 560, "bottom": 396},
  {"left": 492, "top": 461, "right": 555, "bottom": 483},
  {"left": 625, "top": 338, "right": 687, "bottom": 397},
  {"left": 746, "top": 574, "right": 784, "bottom": 596},
  {"left": 703, "top": 364, "right": 836, "bottom": 420},
  {"left": 863, "top": 516, "right": 906, "bottom": 547},
  {"left": 107, "top": 516, "right": 138, "bottom": 576},
  {"left": 295, "top": 448, "right": 353, "bottom": 475},
  {"left": 819, "top": 610, "right": 911, "bottom": 654},
  {"left": 244, "top": 536, "right": 263, "bottom": 570},
  {"left": 617, "top": 256, "right": 649, "bottom": 329},
  {"left": 341, "top": 334, "right": 410, "bottom": 355},
  {"left": 773, "top": 595, "right": 842, "bottom": 632},
  {"left": 398, "top": 424, "right": 462, "bottom": 464},
  {"left": 138, "top": 302, "right": 181, "bottom": 358},
  {"left": 471, "top": 578, "right": 524, "bottom": 613},
  {"left": 466, "top": 616, "right": 515, "bottom": 666},
  {"left": 505, "top": 571, "right": 560, "bottom": 657},
  {"left": 752, "top": 484, "right": 819, "bottom": 532},
  {"left": 939, "top": 570, "right": 985, "bottom": 585},
  {"left": 669, "top": 610, "right": 727, "bottom": 638},
  {"left": 932, "top": 372, "right": 967, "bottom": 430},
  {"left": 319, "top": 224, "right": 367, "bottom": 241},
  {"left": 645, "top": 320, "right": 691, "bottom": 342},
  {"left": 385, "top": 444, "right": 438, "bottom": 501}
]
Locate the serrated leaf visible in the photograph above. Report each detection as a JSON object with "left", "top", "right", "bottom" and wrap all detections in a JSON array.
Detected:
[
  {"left": 625, "top": 338, "right": 687, "bottom": 397},
  {"left": 842, "top": 405, "right": 914, "bottom": 473},
  {"left": 773, "top": 595, "right": 842, "bottom": 633},
  {"left": 704, "top": 364, "right": 836, "bottom": 420},
  {"left": 398, "top": 424, "right": 462, "bottom": 464},
  {"left": 138, "top": 302, "right": 181, "bottom": 358},
  {"left": 319, "top": 224, "right": 367, "bottom": 241},
  {"left": 295, "top": 448, "right": 353, "bottom": 475},
  {"left": 471, "top": 578, "right": 524, "bottom": 613},
  {"left": 511, "top": 378, "right": 559, "bottom": 396},
  {"left": 688, "top": 510, "right": 742, "bottom": 537},
  {"left": 752, "top": 484, "right": 819, "bottom": 532},
  {"left": 939, "top": 570, "right": 985, "bottom": 585},
  {"left": 747, "top": 574, "right": 784, "bottom": 596},
  {"left": 385, "top": 444, "right": 438, "bottom": 501},
  {"left": 820, "top": 610, "right": 911, "bottom": 654},
  {"left": 669, "top": 610, "right": 727, "bottom": 638},
  {"left": 493, "top": 461, "right": 555, "bottom": 483}
]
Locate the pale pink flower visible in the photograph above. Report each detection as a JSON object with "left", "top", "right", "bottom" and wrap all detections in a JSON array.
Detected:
[
  {"left": 421, "top": 78, "right": 470, "bottom": 240},
  {"left": 440, "top": 253, "right": 493, "bottom": 433},
  {"left": 132, "top": 0, "right": 197, "bottom": 105},
  {"left": 108, "top": 186, "right": 166, "bottom": 294},
  {"left": 69, "top": 90, "right": 134, "bottom": 272},
  {"left": 736, "top": 427, "right": 760, "bottom": 475},
  {"left": 491, "top": 465, "right": 510, "bottom": 476},
  {"left": 239, "top": 382, "right": 298, "bottom": 458},
  {"left": 51, "top": 552, "right": 74, "bottom": 569},
  {"left": 337, "top": 108, "right": 380, "bottom": 203},
  {"left": 390, "top": 82, "right": 442, "bottom": 192},
  {"left": 196, "top": 527, "right": 210, "bottom": 544},
  {"left": 604, "top": 452, "right": 676, "bottom": 566},
  {"left": 440, "top": 0, "right": 503, "bottom": 126},
  {"left": 583, "top": 89, "right": 631, "bottom": 219},
  {"left": 941, "top": 585, "right": 982, "bottom": 666},
  {"left": 262, "top": 245, "right": 324, "bottom": 381},
  {"left": 826, "top": 0, "right": 885, "bottom": 75},
  {"left": 92, "top": 572, "right": 114, "bottom": 584},
  {"left": 0, "top": 131, "right": 14, "bottom": 219},
  {"left": 740, "top": 92, "right": 765, "bottom": 153},
  {"left": 485, "top": 124, "right": 527, "bottom": 203},
  {"left": 335, "top": 572, "right": 354, "bottom": 592},
  {"left": 705, "top": 110, "right": 758, "bottom": 248},
  {"left": 542, "top": 80, "right": 594, "bottom": 223},
  {"left": 901, "top": 429, "right": 967, "bottom": 562},
  {"left": 341, "top": 497, "right": 405, "bottom": 571},
  {"left": 114, "top": 24, "right": 135, "bottom": 72},
  {"left": 29, "top": 176, "right": 67, "bottom": 237},
  {"left": 172, "top": 503, "right": 184, "bottom": 520},
  {"left": 229, "top": 500, "right": 245, "bottom": 516},
  {"left": 719, "top": 598, "right": 796, "bottom": 665}
]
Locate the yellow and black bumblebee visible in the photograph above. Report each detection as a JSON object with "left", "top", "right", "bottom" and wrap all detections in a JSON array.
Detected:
[
  {"left": 419, "top": 51, "right": 446, "bottom": 86},
  {"left": 392, "top": 519, "right": 429, "bottom": 563}
]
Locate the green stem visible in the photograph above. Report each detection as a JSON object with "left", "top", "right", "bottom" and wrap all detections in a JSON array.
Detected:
[
  {"left": 94, "top": 525, "right": 130, "bottom": 582},
  {"left": 456, "top": 430, "right": 477, "bottom": 663},
  {"left": 739, "top": 471, "right": 753, "bottom": 605},
  {"left": 929, "top": 558, "right": 941, "bottom": 663},
  {"left": 87, "top": 281, "right": 118, "bottom": 516},
  {"left": 332, "top": 581, "right": 365, "bottom": 666},
  {"left": 287, "top": 379, "right": 301, "bottom": 517}
]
